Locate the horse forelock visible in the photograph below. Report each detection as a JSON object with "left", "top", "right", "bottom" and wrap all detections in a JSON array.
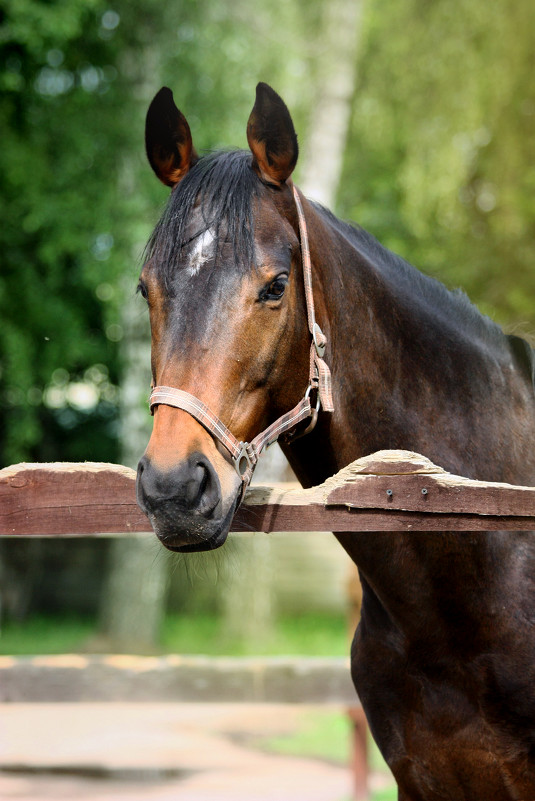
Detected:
[{"left": 144, "top": 150, "right": 262, "bottom": 291}]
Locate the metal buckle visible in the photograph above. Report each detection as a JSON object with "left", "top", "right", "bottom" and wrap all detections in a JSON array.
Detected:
[
  {"left": 312, "top": 323, "right": 326, "bottom": 357},
  {"left": 284, "top": 385, "right": 320, "bottom": 442},
  {"left": 305, "top": 384, "right": 321, "bottom": 412},
  {"left": 235, "top": 443, "right": 254, "bottom": 478}
]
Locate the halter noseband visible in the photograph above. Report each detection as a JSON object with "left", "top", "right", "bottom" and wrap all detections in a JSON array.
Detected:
[{"left": 149, "top": 185, "right": 334, "bottom": 488}]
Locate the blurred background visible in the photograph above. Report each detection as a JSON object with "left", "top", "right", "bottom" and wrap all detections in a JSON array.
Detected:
[{"left": 1, "top": 0, "right": 535, "bottom": 796}]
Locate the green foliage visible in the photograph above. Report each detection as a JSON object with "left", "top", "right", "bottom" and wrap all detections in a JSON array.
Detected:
[
  {"left": 341, "top": 0, "right": 535, "bottom": 328},
  {"left": 0, "top": 614, "right": 96, "bottom": 655},
  {"left": 162, "top": 611, "right": 348, "bottom": 656},
  {"left": 0, "top": 0, "right": 125, "bottom": 463},
  {"left": 1, "top": 0, "right": 534, "bottom": 462}
]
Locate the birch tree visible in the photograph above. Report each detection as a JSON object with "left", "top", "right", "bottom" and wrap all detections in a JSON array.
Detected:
[{"left": 298, "top": 0, "right": 364, "bottom": 209}]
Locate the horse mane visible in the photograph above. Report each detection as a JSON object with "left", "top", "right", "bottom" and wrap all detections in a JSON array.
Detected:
[
  {"left": 145, "top": 149, "right": 260, "bottom": 290},
  {"left": 313, "top": 202, "right": 509, "bottom": 351},
  {"left": 507, "top": 334, "right": 535, "bottom": 387},
  {"left": 319, "top": 203, "right": 535, "bottom": 388}
]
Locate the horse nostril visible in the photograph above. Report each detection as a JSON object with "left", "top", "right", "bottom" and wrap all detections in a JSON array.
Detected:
[
  {"left": 184, "top": 462, "right": 208, "bottom": 508},
  {"left": 136, "top": 453, "right": 222, "bottom": 519},
  {"left": 197, "top": 461, "right": 209, "bottom": 497}
]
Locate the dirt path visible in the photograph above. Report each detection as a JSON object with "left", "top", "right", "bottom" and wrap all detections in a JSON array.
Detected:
[{"left": 0, "top": 703, "right": 359, "bottom": 800}]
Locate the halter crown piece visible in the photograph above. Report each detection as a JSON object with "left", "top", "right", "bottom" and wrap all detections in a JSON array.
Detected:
[{"left": 149, "top": 184, "right": 334, "bottom": 489}]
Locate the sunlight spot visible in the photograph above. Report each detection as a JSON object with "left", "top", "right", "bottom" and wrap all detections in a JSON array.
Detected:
[
  {"left": 66, "top": 382, "right": 99, "bottom": 411},
  {"left": 101, "top": 10, "right": 120, "bottom": 30},
  {"left": 106, "top": 323, "right": 123, "bottom": 342},
  {"left": 476, "top": 186, "right": 497, "bottom": 213}
]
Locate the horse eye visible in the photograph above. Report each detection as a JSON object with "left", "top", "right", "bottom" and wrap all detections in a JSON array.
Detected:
[
  {"left": 261, "top": 275, "right": 288, "bottom": 302},
  {"left": 137, "top": 281, "right": 148, "bottom": 301}
]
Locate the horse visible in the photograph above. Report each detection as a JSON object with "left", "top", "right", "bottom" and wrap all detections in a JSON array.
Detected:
[{"left": 136, "top": 82, "right": 535, "bottom": 800}]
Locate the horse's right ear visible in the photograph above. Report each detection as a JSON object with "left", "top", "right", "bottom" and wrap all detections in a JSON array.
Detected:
[
  {"left": 145, "top": 87, "right": 198, "bottom": 188},
  {"left": 247, "top": 83, "right": 298, "bottom": 186}
]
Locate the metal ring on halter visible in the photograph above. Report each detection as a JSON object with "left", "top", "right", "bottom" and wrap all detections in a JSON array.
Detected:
[
  {"left": 284, "top": 384, "right": 320, "bottom": 442},
  {"left": 305, "top": 383, "right": 321, "bottom": 410},
  {"left": 234, "top": 442, "right": 255, "bottom": 478}
]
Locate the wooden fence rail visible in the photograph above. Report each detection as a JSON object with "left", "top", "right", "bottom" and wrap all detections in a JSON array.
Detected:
[{"left": 2, "top": 449, "right": 535, "bottom": 538}]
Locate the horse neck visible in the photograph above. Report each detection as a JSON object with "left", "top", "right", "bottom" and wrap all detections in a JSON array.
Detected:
[
  {"left": 285, "top": 201, "right": 535, "bottom": 637},
  {"left": 287, "top": 200, "right": 535, "bottom": 489}
]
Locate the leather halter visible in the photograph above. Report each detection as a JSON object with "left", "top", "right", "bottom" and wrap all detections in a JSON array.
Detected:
[{"left": 149, "top": 184, "right": 334, "bottom": 488}]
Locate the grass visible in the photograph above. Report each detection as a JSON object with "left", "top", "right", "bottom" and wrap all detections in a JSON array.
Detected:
[
  {"left": 162, "top": 611, "right": 349, "bottom": 656},
  {"left": 0, "top": 611, "right": 350, "bottom": 657},
  {"left": 0, "top": 615, "right": 96, "bottom": 655},
  {"left": 261, "top": 709, "right": 351, "bottom": 764}
]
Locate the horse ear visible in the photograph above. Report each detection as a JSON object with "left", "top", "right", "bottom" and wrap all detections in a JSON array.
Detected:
[
  {"left": 247, "top": 83, "right": 298, "bottom": 186},
  {"left": 145, "top": 87, "right": 198, "bottom": 188}
]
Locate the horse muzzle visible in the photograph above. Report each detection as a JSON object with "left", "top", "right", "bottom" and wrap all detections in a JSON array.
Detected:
[{"left": 136, "top": 451, "right": 238, "bottom": 551}]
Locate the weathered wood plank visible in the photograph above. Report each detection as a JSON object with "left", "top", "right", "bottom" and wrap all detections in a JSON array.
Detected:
[
  {"left": 326, "top": 473, "right": 535, "bottom": 517},
  {"left": 234, "top": 506, "right": 535, "bottom": 532},
  {"left": 2, "top": 450, "right": 535, "bottom": 536},
  {"left": 0, "top": 654, "right": 358, "bottom": 704},
  {"left": 0, "top": 462, "right": 147, "bottom": 536}
]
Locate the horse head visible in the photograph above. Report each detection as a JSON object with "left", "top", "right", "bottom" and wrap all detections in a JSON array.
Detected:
[{"left": 136, "top": 83, "right": 320, "bottom": 552}]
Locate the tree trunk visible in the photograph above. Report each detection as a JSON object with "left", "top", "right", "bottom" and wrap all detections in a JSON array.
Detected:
[
  {"left": 298, "top": 0, "right": 364, "bottom": 209},
  {"left": 298, "top": 9, "right": 368, "bottom": 795},
  {"left": 98, "top": 277, "right": 170, "bottom": 653}
]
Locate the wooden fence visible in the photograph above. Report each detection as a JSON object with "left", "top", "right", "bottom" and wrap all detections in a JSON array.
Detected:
[{"left": 3, "top": 449, "right": 535, "bottom": 540}]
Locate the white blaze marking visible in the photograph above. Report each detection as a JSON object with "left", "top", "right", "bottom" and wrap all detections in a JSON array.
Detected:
[{"left": 187, "top": 228, "right": 216, "bottom": 276}]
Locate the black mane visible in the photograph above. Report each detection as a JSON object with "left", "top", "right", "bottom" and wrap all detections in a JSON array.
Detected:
[
  {"left": 322, "top": 205, "right": 535, "bottom": 387},
  {"left": 145, "top": 150, "right": 260, "bottom": 288},
  {"left": 314, "top": 202, "right": 507, "bottom": 351}
]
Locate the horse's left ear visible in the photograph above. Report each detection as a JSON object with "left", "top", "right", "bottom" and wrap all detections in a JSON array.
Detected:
[
  {"left": 247, "top": 83, "right": 298, "bottom": 186},
  {"left": 145, "top": 87, "right": 198, "bottom": 188}
]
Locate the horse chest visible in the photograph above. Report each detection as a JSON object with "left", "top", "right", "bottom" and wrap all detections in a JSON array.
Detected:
[{"left": 352, "top": 572, "right": 535, "bottom": 800}]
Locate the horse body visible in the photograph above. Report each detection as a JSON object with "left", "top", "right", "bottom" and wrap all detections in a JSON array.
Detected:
[
  {"left": 137, "top": 83, "right": 535, "bottom": 799},
  {"left": 284, "top": 195, "right": 535, "bottom": 799}
]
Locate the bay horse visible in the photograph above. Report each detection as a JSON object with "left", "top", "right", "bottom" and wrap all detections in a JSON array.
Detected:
[{"left": 136, "top": 82, "right": 535, "bottom": 800}]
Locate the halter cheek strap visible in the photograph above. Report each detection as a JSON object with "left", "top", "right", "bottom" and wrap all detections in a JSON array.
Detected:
[
  {"left": 149, "top": 184, "right": 334, "bottom": 488},
  {"left": 292, "top": 186, "right": 334, "bottom": 415},
  {"left": 149, "top": 386, "right": 314, "bottom": 485}
]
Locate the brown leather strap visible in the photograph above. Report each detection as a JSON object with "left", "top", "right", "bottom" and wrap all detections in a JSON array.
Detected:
[
  {"left": 149, "top": 387, "right": 243, "bottom": 460},
  {"left": 149, "top": 386, "right": 312, "bottom": 483},
  {"left": 292, "top": 185, "right": 334, "bottom": 413}
]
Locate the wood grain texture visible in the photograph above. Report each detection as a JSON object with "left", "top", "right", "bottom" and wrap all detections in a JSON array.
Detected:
[
  {"left": 0, "top": 462, "right": 147, "bottom": 536},
  {"left": 1, "top": 450, "right": 535, "bottom": 536}
]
